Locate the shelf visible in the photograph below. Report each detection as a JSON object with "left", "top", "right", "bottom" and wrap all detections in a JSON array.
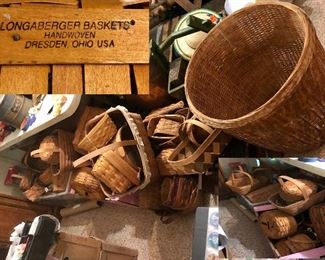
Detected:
[
  {"left": 279, "top": 158, "right": 325, "bottom": 177},
  {"left": 0, "top": 95, "right": 81, "bottom": 152}
]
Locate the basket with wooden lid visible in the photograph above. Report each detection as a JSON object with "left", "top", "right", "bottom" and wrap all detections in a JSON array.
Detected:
[
  {"left": 285, "top": 233, "right": 319, "bottom": 254},
  {"left": 259, "top": 210, "right": 297, "bottom": 239}
]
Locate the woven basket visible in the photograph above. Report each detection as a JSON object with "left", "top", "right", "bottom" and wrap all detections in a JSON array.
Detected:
[
  {"left": 161, "top": 175, "right": 199, "bottom": 211},
  {"left": 73, "top": 106, "right": 159, "bottom": 199},
  {"left": 143, "top": 101, "right": 185, "bottom": 123},
  {"left": 275, "top": 239, "right": 291, "bottom": 256},
  {"left": 225, "top": 168, "right": 260, "bottom": 195},
  {"left": 309, "top": 203, "right": 325, "bottom": 244},
  {"left": 259, "top": 210, "right": 297, "bottom": 239},
  {"left": 71, "top": 167, "right": 105, "bottom": 200},
  {"left": 31, "top": 135, "right": 60, "bottom": 164},
  {"left": 147, "top": 114, "right": 185, "bottom": 142},
  {"left": 93, "top": 151, "right": 139, "bottom": 194},
  {"left": 185, "top": 2, "right": 325, "bottom": 153},
  {"left": 285, "top": 233, "right": 318, "bottom": 254},
  {"left": 278, "top": 176, "right": 318, "bottom": 203},
  {"left": 73, "top": 106, "right": 106, "bottom": 154},
  {"left": 246, "top": 183, "right": 281, "bottom": 204},
  {"left": 77, "top": 112, "right": 117, "bottom": 153}
]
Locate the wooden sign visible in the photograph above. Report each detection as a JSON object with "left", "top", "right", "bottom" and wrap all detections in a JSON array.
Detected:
[{"left": 0, "top": 8, "right": 149, "bottom": 64}]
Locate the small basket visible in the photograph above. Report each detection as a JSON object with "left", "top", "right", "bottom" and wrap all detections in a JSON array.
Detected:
[
  {"left": 93, "top": 151, "right": 139, "bottom": 194},
  {"left": 143, "top": 101, "right": 185, "bottom": 123},
  {"left": 71, "top": 167, "right": 105, "bottom": 200},
  {"left": 309, "top": 203, "right": 325, "bottom": 244},
  {"left": 147, "top": 114, "right": 185, "bottom": 142},
  {"left": 225, "top": 168, "right": 260, "bottom": 195},
  {"left": 77, "top": 112, "right": 117, "bottom": 153},
  {"left": 278, "top": 176, "right": 318, "bottom": 203},
  {"left": 161, "top": 175, "right": 199, "bottom": 211},
  {"left": 259, "top": 210, "right": 297, "bottom": 239},
  {"left": 31, "top": 135, "right": 60, "bottom": 164},
  {"left": 73, "top": 106, "right": 106, "bottom": 154},
  {"left": 285, "top": 233, "right": 319, "bottom": 254}
]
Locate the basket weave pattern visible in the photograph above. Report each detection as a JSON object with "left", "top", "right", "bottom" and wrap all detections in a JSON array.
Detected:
[
  {"left": 285, "top": 233, "right": 318, "bottom": 253},
  {"left": 185, "top": 3, "right": 325, "bottom": 153},
  {"left": 92, "top": 152, "right": 132, "bottom": 194},
  {"left": 71, "top": 167, "right": 105, "bottom": 200},
  {"left": 78, "top": 113, "right": 117, "bottom": 152},
  {"left": 259, "top": 210, "right": 297, "bottom": 239},
  {"left": 309, "top": 203, "right": 325, "bottom": 244}
]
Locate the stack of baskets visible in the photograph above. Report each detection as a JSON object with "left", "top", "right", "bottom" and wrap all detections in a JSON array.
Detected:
[
  {"left": 142, "top": 101, "right": 231, "bottom": 213},
  {"left": 259, "top": 210, "right": 320, "bottom": 256},
  {"left": 23, "top": 129, "right": 77, "bottom": 201},
  {"left": 256, "top": 174, "right": 325, "bottom": 257},
  {"left": 71, "top": 106, "right": 159, "bottom": 204}
]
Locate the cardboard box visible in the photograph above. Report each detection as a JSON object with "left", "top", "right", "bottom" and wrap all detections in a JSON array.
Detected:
[{"left": 52, "top": 233, "right": 138, "bottom": 260}]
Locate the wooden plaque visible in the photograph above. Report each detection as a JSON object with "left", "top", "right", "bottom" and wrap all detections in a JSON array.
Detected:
[{"left": 0, "top": 8, "right": 149, "bottom": 64}]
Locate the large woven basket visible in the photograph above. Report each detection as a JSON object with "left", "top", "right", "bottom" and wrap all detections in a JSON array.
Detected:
[
  {"left": 259, "top": 210, "right": 297, "bottom": 239},
  {"left": 309, "top": 203, "right": 325, "bottom": 244},
  {"left": 185, "top": 2, "right": 325, "bottom": 153}
]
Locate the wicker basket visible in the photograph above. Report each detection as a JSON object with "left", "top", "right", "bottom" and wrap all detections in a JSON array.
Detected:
[
  {"left": 143, "top": 101, "right": 185, "bottom": 123},
  {"left": 185, "top": 2, "right": 325, "bottom": 153},
  {"left": 275, "top": 239, "right": 291, "bottom": 256},
  {"left": 31, "top": 135, "right": 60, "bottom": 164},
  {"left": 71, "top": 167, "right": 105, "bottom": 200},
  {"left": 73, "top": 106, "right": 159, "bottom": 199},
  {"left": 73, "top": 106, "right": 106, "bottom": 154},
  {"left": 225, "top": 168, "right": 260, "bottom": 195},
  {"left": 77, "top": 112, "right": 117, "bottom": 153},
  {"left": 147, "top": 114, "right": 185, "bottom": 142},
  {"left": 246, "top": 183, "right": 281, "bottom": 204},
  {"left": 259, "top": 210, "right": 297, "bottom": 239},
  {"left": 93, "top": 150, "right": 139, "bottom": 194},
  {"left": 278, "top": 176, "right": 318, "bottom": 203},
  {"left": 161, "top": 175, "right": 199, "bottom": 211},
  {"left": 285, "top": 233, "right": 319, "bottom": 254},
  {"left": 309, "top": 203, "right": 325, "bottom": 244}
]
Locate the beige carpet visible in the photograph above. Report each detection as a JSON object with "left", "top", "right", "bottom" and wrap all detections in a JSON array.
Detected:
[{"left": 61, "top": 203, "right": 195, "bottom": 260}]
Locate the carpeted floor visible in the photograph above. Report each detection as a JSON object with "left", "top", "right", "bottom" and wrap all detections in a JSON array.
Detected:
[
  {"left": 219, "top": 200, "right": 274, "bottom": 258},
  {"left": 61, "top": 203, "right": 196, "bottom": 260}
]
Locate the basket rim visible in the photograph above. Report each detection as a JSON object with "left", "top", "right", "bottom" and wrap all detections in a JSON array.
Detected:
[{"left": 185, "top": 1, "right": 314, "bottom": 128}]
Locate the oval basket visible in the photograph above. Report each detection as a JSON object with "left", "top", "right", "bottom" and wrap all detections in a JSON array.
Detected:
[
  {"left": 185, "top": 2, "right": 325, "bottom": 153},
  {"left": 259, "top": 210, "right": 297, "bottom": 239},
  {"left": 309, "top": 203, "right": 325, "bottom": 244}
]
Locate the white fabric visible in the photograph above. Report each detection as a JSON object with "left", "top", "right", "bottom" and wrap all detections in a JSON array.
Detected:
[{"left": 224, "top": 0, "right": 255, "bottom": 15}]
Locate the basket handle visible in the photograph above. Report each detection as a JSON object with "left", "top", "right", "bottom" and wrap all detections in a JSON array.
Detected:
[
  {"left": 73, "top": 140, "right": 137, "bottom": 168},
  {"left": 167, "top": 127, "right": 222, "bottom": 167},
  {"left": 231, "top": 170, "right": 254, "bottom": 188},
  {"left": 277, "top": 175, "right": 310, "bottom": 200},
  {"left": 179, "top": 119, "right": 214, "bottom": 146},
  {"left": 30, "top": 148, "right": 60, "bottom": 158},
  {"left": 84, "top": 112, "right": 106, "bottom": 136}
]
